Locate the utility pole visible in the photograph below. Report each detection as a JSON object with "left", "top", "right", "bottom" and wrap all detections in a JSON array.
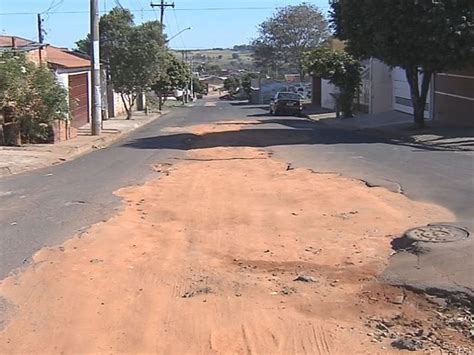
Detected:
[
  {"left": 182, "top": 50, "right": 189, "bottom": 103},
  {"left": 37, "top": 14, "right": 44, "bottom": 64},
  {"left": 150, "top": 0, "right": 175, "bottom": 27},
  {"left": 189, "top": 55, "right": 194, "bottom": 101},
  {"left": 37, "top": 14, "right": 44, "bottom": 44},
  {"left": 90, "top": 0, "right": 102, "bottom": 135}
]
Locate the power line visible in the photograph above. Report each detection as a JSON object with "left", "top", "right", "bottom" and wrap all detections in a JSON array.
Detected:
[
  {"left": 172, "top": 7, "right": 187, "bottom": 50},
  {"left": 42, "top": 0, "right": 64, "bottom": 14},
  {"left": 1, "top": 6, "right": 333, "bottom": 16}
]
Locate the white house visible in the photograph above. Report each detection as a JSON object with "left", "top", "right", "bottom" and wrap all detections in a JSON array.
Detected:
[{"left": 317, "top": 59, "right": 433, "bottom": 120}]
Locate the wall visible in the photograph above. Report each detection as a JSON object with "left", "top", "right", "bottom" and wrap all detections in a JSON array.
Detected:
[
  {"left": 112, "top": 91, "right": 128, "bottom": 117},
  {"left": 392, "top": 67, "right": 432, "bottom": 119},
  {"left": 434, "top": 69, "right": 474, "bottom": 126},
  {"left": 370, "top": 59, "right": 393, "bottom": 114},
  {"left": 321, "top": 79, "right": 337, "bottom": 110},
  {"left": 51, "top": 119, "right": 77, "bottom": 143}
]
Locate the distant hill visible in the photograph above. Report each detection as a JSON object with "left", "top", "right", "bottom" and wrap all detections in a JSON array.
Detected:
[{"left": 171, "top": 46, "right": 256, "bottom": 75}]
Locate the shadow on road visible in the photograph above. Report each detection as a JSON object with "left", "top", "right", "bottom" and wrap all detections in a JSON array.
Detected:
[{"left": 122, "top": 117, "right": 450, "bottom": 152}]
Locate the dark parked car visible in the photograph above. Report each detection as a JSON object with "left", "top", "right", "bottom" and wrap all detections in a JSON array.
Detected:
[
  {"left": 219, "top": 93, "right": 237, "bottom": 101},
  {"left": 269, "top": 92, "right": 303, "bottom": 116}
]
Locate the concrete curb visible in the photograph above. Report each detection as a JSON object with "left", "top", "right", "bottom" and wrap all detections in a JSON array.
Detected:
[
  {"left": 0, "top": 111, "right": 169, "bottom": 178},
  {"left": 51, "top": 110, "right": 172, "bottom": 161},
  {"left": 306, "top": 116, "right": 474, "bottom": 153}
]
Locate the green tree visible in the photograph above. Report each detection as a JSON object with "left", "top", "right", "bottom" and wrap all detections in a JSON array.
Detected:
[
  {"left": 223, "top": 75, "right": 240, "bottom": 93},
  {"left": 330, "top": 0, "right": 474, "bottom": 128},
  {"left": 305, "top": 48, "right": 362, "bottom": 117},
  {"left": 110, "top": 20, "right": 165, "bottom": 119},
  {"left": 251, "top": 39, "right": 282, "bottom": 78},
  {"left": 241, "top": 73, "right": 258, "bottom": 99},
  {"left": 75, "top": 7, "right": 134, "bottom": 61},
  {"left": 152, "top": 52, "right": 190, "bottom": 110},
  {"left": 0, "top": 53, "right": 68, "bottom": 143},
  {"left": 253, "top": 4, "right": 330, "bottom": 79},
  {"left": 192, "top": 77, "right": 206, "bottom": 95},
  {"left": 76, "top": 8, "right": 165, "bottom": 119}
]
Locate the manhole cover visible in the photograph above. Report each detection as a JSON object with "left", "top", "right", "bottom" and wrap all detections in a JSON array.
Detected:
[{"left": 404, "top": 224, "right": 469, "bottom": 243}]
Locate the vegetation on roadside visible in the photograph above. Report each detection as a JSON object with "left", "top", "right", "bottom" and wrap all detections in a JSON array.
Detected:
[
  {"left": 77, "top": 7, "right": 166, "bottom": 120},
  {"left": 152, "top": 52, "right": 190, "bottom": 110},
  {"left": 305, "top": 48, "right": 362, "bottom": 117},
  {"left": 330, "top": 0, "right": 474, "bottom": 127},
  {"left": 0, "top": 53, "right": 68, "bottom": 144},
  {"left": 223, "top": 75, "right": 241, "bottom": 93}
]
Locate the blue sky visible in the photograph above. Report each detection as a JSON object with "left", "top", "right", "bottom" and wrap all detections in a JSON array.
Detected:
[{"left": 0, "top": 0, "right": 330, "bottom": 50}]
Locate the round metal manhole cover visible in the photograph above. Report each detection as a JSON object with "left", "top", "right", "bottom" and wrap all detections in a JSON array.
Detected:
[{"left": 404, "top": 224, "right": 470, "bottom": 243}]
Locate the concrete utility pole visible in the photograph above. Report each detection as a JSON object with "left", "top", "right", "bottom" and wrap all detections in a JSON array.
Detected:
[
  {"left": 150, "top": 0, "right": 175, "bottom": 27},
  {"left": 90, "top": 0, "right": 102, "bottom": 135}
]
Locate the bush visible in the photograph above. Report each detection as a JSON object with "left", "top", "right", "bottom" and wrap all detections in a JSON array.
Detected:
[
  {"left": 0, "top": 53, "right": 68, "bottom": 143},
  {"left": 306, "top": 48, "right": 362, "bottom": 117}
]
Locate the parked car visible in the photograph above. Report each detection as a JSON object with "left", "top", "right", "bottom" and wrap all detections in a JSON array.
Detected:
[
  {"left": 219, "top": 93, "right": 235, "bottom": 101},
  {"left": 269, "top": 92, "right": 304, "bottom": 116}
]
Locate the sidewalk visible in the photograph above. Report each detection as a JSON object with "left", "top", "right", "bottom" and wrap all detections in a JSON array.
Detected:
[
  {"left": 0, "top": 111, "right": 166, "bottom": 178},
  {"left": 307, "top": 109, "right": 474, "bottom": 152}
]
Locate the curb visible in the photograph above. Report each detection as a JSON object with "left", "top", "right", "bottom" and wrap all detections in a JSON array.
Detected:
[
  {"left": 0, "top": 111, "right": 169, "bottom": 178},
  {"left": 306, "top": 116, "right": 473, "bottom": 152},
  {"left": 58, "top": 110, "right": 170, "bottom": 161}
]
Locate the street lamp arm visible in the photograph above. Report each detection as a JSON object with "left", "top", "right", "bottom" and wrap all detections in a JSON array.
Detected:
[{"left": 166, "top": 27, "right": 192, "bottom": 43}]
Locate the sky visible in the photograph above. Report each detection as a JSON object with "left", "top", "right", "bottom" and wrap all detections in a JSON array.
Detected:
[{"left": 0, "top": 0, "right": 331, "bottom": 50}]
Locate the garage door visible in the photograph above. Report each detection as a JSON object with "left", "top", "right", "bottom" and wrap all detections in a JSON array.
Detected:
[
  {"left": 69, "top": 73, "right": 89, "bottom": 128},
  {"left": 392, "top": 67, "right": 431, "bottom": 119}
]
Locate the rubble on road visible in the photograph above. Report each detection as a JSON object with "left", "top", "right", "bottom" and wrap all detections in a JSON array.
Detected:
[{"left": 365, "top": 295, "right": 473, "bottom": 354}]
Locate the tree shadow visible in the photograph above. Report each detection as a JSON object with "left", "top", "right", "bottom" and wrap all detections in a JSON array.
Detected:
[
  {"left": 122, "top": 117, "right": 448, "bottom": 152},
  {"left": 229, "top": 101, "right": 256, "bottom": 106},
  {"left": 373, "top": 123, "right": 474, "bottom": 152}
]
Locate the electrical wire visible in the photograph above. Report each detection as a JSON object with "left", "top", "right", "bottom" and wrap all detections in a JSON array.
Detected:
[
  {"left": 172, "top": 8, "right": 187, "bottom": 51},
  {"left": 1, "top": 6, "right": 331, "bottom": 16}
]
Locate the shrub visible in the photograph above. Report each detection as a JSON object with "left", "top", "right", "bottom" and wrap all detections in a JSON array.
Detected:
[
  {"left": 0, "top": 53, "right": 68, "bottom": 143},
  {"left": 306, "top": 48, "right": 362, "bottom": 117}
]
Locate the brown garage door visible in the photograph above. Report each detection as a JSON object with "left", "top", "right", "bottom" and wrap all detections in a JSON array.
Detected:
[{"left": 69, "top": 73, "right": 89, "bottom": 128}]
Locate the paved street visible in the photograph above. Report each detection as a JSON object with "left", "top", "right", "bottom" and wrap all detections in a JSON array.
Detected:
[
  {"left": 1, "top": 97, "right": 473, "bottom": 353},
  {"left": 1, "top": 98, "right": 473, "bottom": 281}
]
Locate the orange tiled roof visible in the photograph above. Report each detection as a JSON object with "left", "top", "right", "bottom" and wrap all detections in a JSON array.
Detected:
[
  {"left": 46, "top": 46, "right": 90, "bottom": 69},
  {"left": 0, "top": 35, "right": 33, "bottom": 47},
  {"left": 0, "top": 35, "right": 89, "bottom": 69}
]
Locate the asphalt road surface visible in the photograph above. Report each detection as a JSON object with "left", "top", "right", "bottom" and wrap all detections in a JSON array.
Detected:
[{"left": 1, "top": 98, "right": 473, "bottom": 279}]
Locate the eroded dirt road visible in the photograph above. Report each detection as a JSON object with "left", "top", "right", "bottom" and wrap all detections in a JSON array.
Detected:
[{"left": 0, "top": 122, "right": 472, "bottom": 354}]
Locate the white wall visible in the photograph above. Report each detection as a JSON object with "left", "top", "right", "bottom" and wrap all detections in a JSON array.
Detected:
[
  {"left": 370, "top": 59, "right": 393, "bottom": 114},
  {"left": 321, "top": 79, "right": 338, "bottom": 110},
  {"left": 392, "top": 67, "right": 431, "bottom": 119}
]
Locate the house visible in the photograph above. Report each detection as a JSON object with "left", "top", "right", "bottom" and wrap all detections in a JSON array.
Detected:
[
  {"left": 313, "top": 59, "right": 437, "bottom": 121},
  {"left": 0, "top": 35, "right": 91, "bottom": 138},
  {"left": 46, "top": 46, "right": 92, "bottom": 129},
  {"left": 199, "top": 75, "right": 227, "bottom": 91},
  {"left": 1, "top": 35, "right": 146, "bottom": 140}
]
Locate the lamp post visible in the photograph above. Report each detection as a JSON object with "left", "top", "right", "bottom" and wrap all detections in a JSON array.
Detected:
[
  {"left": 165, "top": 27, "right": 192, "bottom": 103},
  {"left": 165, "top": 27, "right": 192, "bottom": 44}
]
